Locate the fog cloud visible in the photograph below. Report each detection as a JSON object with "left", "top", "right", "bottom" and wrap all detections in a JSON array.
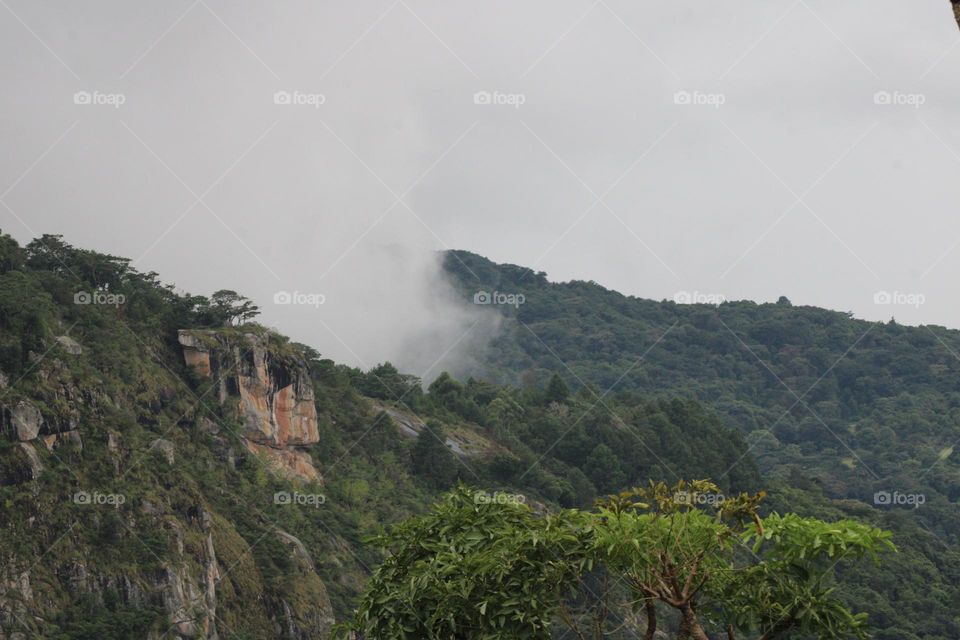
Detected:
[{"left": 1, "top": 1, "right": 959, "bottom": 375}]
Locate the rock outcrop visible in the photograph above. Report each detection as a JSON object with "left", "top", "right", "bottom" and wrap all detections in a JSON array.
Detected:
[
  {"left": 1, "top": 390, "right": 84, "bottom": 450},
  {"left": 177, "top": 330, "right": 321, "bottom": 482},
  {"left": 4, "top": 400, "right": 42, "bottom": 441}
]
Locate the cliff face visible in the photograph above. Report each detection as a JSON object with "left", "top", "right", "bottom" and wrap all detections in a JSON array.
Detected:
[
  {"left": 0, "top": 327, "right": 334, "bottom": 639},
  {"left": 177, "top": 330, "right": 321, "bottom": 482}
]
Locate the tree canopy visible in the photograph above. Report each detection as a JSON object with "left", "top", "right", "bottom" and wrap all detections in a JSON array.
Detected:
[{"left": 338, "top": 481, "right": 893, "bottom": 639}]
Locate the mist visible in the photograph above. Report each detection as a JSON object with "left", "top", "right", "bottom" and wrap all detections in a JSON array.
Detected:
[{"left": 2, "top": 0, "right": 960, "bottom": 375}]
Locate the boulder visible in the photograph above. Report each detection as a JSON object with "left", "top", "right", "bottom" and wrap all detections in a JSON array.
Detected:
[
  {"left": 151, "top": 438, "right": 175, "bottom": 465},
  {"left": 55, "top": 336, "right": 83, "bottom": 355},
  {"left": 5, "top": 401, "right": 42, "bottom": 441}
]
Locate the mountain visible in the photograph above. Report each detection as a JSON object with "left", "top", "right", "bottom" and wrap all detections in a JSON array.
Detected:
[
  {"left": 443, "top": 249, "right": 960, "bottom": 640},
  {"left": 1, "top": 234, "right": 956, "bottom": 638},
  {"left": 0, "top": 234, "right": 755, "bottom": 639}
]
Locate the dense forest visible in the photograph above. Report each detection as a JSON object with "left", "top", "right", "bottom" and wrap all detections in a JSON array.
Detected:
[
  {"left": 441, "top": 249, "right": 960, "bottom": 640},
  {"left": 0, "top": 234, "right": 956, "bottom": 638}
]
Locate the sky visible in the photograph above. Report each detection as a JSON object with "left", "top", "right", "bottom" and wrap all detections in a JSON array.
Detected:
[{"left": 2, "top": 0, "right": 959, "bottom": 375}]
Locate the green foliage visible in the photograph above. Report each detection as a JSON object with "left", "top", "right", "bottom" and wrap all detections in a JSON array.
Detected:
[
  {"left": 443, "top": 249, "right": 960, "bottom": 637},
  {"left": 49, "top": 592, "right": 164, "bottom": 639},
  {"left": 410, "top": 420, "right": 459, "bottom": 489},
  {"left": 337, "top": 485, "right": 594, "bottom": 639},
  {"left": 342, "top": 482, "right": 893, "bottom": 639}
]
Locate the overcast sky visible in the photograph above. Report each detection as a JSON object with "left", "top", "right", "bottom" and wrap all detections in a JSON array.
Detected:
[{"left": 2, "top": 1, "right": 959, "bottom": 373}]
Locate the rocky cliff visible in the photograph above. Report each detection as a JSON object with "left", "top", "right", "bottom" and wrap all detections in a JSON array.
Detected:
[
  {"left": 0, "top": 325, "right": 334, "bottom": 639},
  {"left": 177, "top": 330, "right": 321, "bottom": 482}
]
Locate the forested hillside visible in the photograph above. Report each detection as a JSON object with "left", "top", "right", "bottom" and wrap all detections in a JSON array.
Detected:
[
  {"left": 0, "top": 234, "right": 755, "bottom": 639},
  {"left": 0, "top": 234, "right": 954, "bottom": 638},
  {"left": 443, "top": 249, "right": 960, "bottom": 640}
]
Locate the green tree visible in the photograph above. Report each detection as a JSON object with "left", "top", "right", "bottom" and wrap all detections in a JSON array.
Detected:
[
  {"left": 410, "top": 420, "right": 458, "bottom": 489},
  {"left": 209, "top": 289, "right": 260, "bottom": 325},
  {"left": 544, "top": 373, "right": 570, "bottom": 404},
  {"left": 341, "top": 480, "right": 894, "bottom": 640},
  {"left": 584, "top": 443, "right": 625, "bottom": 493},
  {"left": 335, "top": 485, "right": 593, "bottom": 639}
]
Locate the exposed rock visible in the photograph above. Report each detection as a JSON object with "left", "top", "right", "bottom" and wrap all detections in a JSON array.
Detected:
[
  {"left": 55, "top": 335, "right": 83, "bottom": 355},
  {"left": 151, "top": 438, "right": 176, "bottom": 465},
  {"left": 271, "top": 530, "right": 335, "bottom": 640},
  {"left": 3, "top": 400, "right": 42, "bottom": 441},
  {"left": 208, "top": 436, "right": 237, "bottom": 470},
  {"left": 245, "top": 441, "right": 321, "bottom": 483},
  {"left": 107, "top": 430, "right": 121, "bottom": 453},
  {"left": 371, "top": 401, "right": 505, "bottom": 459},
  {"left": 41, "top": 430, "right": 83, "bottom": 452},
  {"left": 17, "top": 443, "right": 43, "bottom": 480},
  {"left": 158, "top": 563, "right": 218, "bottom": 639},
  {"left": 198, "top": 417, "right": 220, "bottom": 435},
  {"left": 178, "top": 330, "right": 321, "bottom": 480},
  {"left": 0, "top": 559, "right": 34, "bottom": 634},
  {"left": 176, "top": 331, "right": 213, "bottom": 379}
]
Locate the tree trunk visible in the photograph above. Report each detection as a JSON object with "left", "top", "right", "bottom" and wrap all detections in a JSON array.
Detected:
[
  {"left": 643, "top": 600, "right": 657, "bottom": 640},
  {"left": 677, "top": 604, "right": 710, "bottom": 640}
]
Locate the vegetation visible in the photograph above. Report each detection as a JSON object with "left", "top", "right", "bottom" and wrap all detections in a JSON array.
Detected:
[
  {"left": 339, "top": 482, "right": 893, "bottom": 639},
  {"left": 443, "top": 249, "right": 960, "bottom": 639},
  {"left": 0, "top": 234, "right": 950, "bottom": 638}
]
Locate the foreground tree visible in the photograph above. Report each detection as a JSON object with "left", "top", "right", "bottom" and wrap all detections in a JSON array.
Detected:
[
  {"left": 338, "top": 481, "right": 893, "bottom": 639},
  {"left": 336, "top": 485, "right": 593, "bottom": 638},
  {"left": 595, "top": 480, "right": 894, "bottom": 639}
]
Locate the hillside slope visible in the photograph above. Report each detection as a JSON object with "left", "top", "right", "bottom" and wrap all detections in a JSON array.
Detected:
[
  {"left": 444, "top": 249, "right": 960, "bottom": 639},
  {"left": 0, "top": 234, "right": 757, "bottom": 639}
]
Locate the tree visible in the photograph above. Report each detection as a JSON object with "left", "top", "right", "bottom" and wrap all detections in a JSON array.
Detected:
[
  {"left": 545, "top": 373, "right": 570, "bottom": 404},
  {"left": 584, "top": 443, "right": 625, "bottom": 493},
  {"left": 594, "top": 480, "right": 895, "bottom": 640},
  {"left": 335, "top": 485, "right": 593, "bottom": 639},
  {"left": 410, "top": 420, "right": 458, "bottom": 489},
  {"left": 209, "top": 289, "right": 260, "bottom": 325},
  {"left": 340, "top": 480, "right": 894, "bottom": 639}
]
